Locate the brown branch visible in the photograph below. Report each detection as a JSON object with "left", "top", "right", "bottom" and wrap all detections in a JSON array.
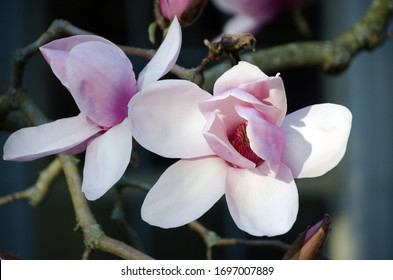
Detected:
[
  {"left": 203, "top": 0, "right": 393, "bottom": 90},
  {"left": 0, "top": 158, "right": 61, "bottom": 207},
  {"left": 112, "top": 186, "right": 144, "bottom": 250},
  {"left": 188, "top": 221, "right": 290, "bottom": 259},
  {"left": 59, "top": 155, "right": 153, "bottom": 260}
]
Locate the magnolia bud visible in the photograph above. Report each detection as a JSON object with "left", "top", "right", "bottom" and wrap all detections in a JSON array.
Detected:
[
  {"left": 155, "top": 0, "right": 207, "bottom": 28},
  {"left": 283, "top": 214, "right": 331, "bottom": 260}
]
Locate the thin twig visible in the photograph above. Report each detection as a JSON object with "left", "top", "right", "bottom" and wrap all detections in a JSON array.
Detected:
[
  {"left": 112, "top": 187, "right": 144, "bottom": 250},
  {"left": 188, "top": 220, "right": 290, "bottom": 259},
  {"left": 0, "top": 158, "right": 62, "bottom": 207}
]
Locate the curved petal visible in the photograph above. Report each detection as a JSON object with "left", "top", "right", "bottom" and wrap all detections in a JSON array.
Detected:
[
  {"left": 40, "top": 35, "right": 116, "bottom": 88},
  {"left": 199, "top": 87, "right": 281, "bottom": 127},
  {"left": 225, "top": 163, "right": 298, "bottom": 236},
  {"left": 281, "top": 103, "right": 352, "bottom": 178},
  {"left": 213, "top": 61, "right": 268, "bottom": 95},
  {"left": 66, "top": 41, "right": 137, "bottom": 128},
  {"left": 203, "top": 110, "right": 255, "bottom": 169},
  {"left": 82, "top": 118, "right": 132, "bottom": 200},
  {"left": 137, "top": 17, "right": 182, "bottom": 89},
  {"left": 141, "top": 157, "right": 228, "bottom": 228},
  {"left": 240, "top": 76, "right": 287, "bottom": 125},
  {"left": 236, "top": 105, "right": 284, "bottom": 175},
  {"left": 128, "top": 80, "right": 214, "bottom": 158},
  {"left": 3, "top": 114, "right": 102, "bottom": 161}
]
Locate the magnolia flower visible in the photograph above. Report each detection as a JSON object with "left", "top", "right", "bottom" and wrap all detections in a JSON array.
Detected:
[
  {"left": 129, "top": 61, "right": 352, "bottom": 236},
  {"left": 212, "top": 0, "right": 301, "bottom": 35},
  {"left": 3, "top": 18, "right": 182, "bottom": 200}
]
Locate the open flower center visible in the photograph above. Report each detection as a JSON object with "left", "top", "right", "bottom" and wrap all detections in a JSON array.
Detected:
[{"left": 231, "top": 122, "right": 261, "bottom": 165}]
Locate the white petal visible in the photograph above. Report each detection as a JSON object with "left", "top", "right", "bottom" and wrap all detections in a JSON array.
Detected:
[
  {"left": 213, "top": 61, "right": 267, "bottom": 95},
  {"left": 281, "top": 103, "right": 352, "bottom": 178},
  {"left": 129, "top": 80, "right": 214, "bottom": 158},
  {"left": 141, "top": 157, "right": 228, "bottom": 228},
  {"left": 137, "top": 17, "right": 182, "bottom": 89},
  {"left": 82, "top": 118, "right": 132, "bottom": 200},
  {"left": 225, "top": 163, "right": 298, "bottom": 236},
  {"left": 3, "top": 114, "right": 101, "bottom": 161}
]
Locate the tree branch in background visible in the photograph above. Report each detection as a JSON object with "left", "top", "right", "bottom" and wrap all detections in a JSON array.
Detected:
[
  {"left": 188, "top": 221, "right": 290, "bottom": 260},
  {"left": 0, "top": 158, "right": 61, "bottom": 207},
  {"left": 59, "top": 155, "right": 152, "bottom": 260},
  {"left": 0, "top": 89, "right": 152, "bottom": 259},
  {"left": 203, "top": 0, "right": 393, "bottom": 91}
]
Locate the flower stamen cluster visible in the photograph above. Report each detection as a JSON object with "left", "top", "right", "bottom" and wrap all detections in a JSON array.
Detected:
[{"left": 231, "top": 122, "right": 261, "bottom": 165}]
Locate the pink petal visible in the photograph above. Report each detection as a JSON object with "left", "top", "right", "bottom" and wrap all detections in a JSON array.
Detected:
[
  {"left": 40, "top": 35, "right": 115, "bottom": 88},
  {"left": 128, "top": 80, "right": 214, "bottom": 158},
  {"left": 200, "top": 87, "right": 281, "bottom": 129},
  {"left": 203, "top": 110, "right": 255, "bottom": 169},
  {"left": 225, "top": 163, "right": 298, "bottom": 236},
  {"left": 160, "top": 0, "right": 193, "bottom": 19},
  {"left": 141, "top": 157, "right": 228, "bottom": 228},
  {"left": 199, "top": 88, "right": 274, "bottom": 127},
  {"left": 235, "top": 105, "right": 284, "bottom": 175},
  {"left": 66, "top": 41, "right": 137, "bottom": 128},
  {"left": 82, "top": 118, "right": 132, "bottom": 200},
  {"left": 137, "top": 17, "right": 182, "bottom": 89},
  {"left": 3, "top": 114, "right": 102, "bottom": 161},
  {"left": 281, "top": 103, "right": 352, "bottom": 178},
  {"left": 240, "top": 76, "right": 287, "bottom": 125},
  {"left": 213, "top": 61, "right": 268, "bottom": 95}
]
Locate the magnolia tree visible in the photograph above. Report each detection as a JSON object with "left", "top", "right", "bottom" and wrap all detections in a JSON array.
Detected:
[{"left": 0, "top": 0, "right": 391, "bottom": 260}]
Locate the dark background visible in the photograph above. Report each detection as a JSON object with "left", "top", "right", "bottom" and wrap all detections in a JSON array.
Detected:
[{"left": 0, "top": 0, "right": 392, "bottom": 259}]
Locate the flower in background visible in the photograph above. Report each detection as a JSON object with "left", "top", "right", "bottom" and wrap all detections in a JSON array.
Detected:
[
  {"left": 160, "top": 0, "right": 194, "bottom": 20},
  {"left": 212, "top": 0, "right": 302, "bottom": 35},
  {"left": 3, "top": 18, "right": 182, "bottom": 201},
  {"left": 129, "top": 61, "right": 352, "bottom": 236},
  {"left": 157, "top": 0, "right": 207, "bottom": 27}
]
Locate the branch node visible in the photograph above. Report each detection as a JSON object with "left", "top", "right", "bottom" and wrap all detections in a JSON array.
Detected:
[{"left": 83, "top": 224, "right": 104, "bottom": 249}]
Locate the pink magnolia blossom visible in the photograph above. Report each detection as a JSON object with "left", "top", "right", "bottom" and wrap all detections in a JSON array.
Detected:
[
  {"left": 212, "top": 0, "right": 302, "bottom": 35},
  {"left": 3, "top": 18, "right": 182, "bottom": 201},
  {"left": 128, "top": 61, "right": 352, "bottom": 236},
  {"left": 160, "top": 0, "right": 194, "bottom": 20}
]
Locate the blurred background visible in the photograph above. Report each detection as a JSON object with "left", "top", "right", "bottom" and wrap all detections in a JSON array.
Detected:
[{"left": 0, "top": 0, "right": 392, "bottom": 259}]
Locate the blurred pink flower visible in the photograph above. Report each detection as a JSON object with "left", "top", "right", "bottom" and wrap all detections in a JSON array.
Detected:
[
  {"left": 212, "top": 0, "right": 302, "bottom": 35},
  {"left": 160, "top": 0, "right": 194, "bottom": 20},
  {"left": 129, "top": 61, "right": 352, "bottom": 236},
  {"left": 3, "top": 18, "right": 182, "bottom": 200}
]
